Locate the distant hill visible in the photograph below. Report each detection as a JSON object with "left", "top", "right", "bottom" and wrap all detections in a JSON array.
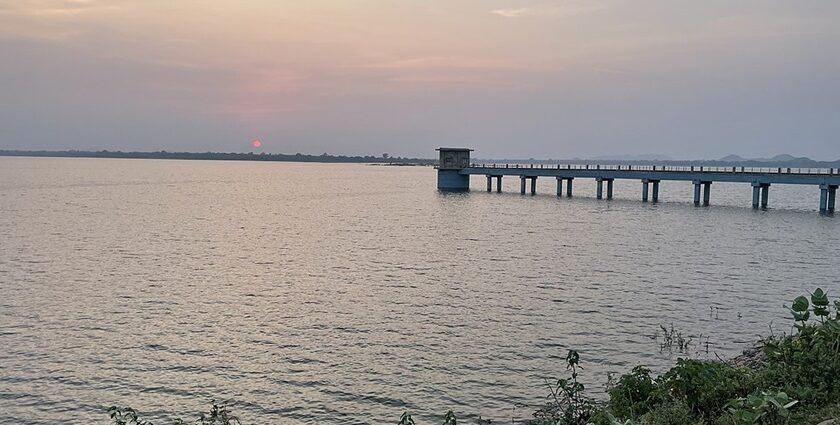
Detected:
[
  {"left": 592, "top": 154, "right": 674, "bottom": 161},
  {"left": 719, "top": 154, "right": 746, "bottom": 162},
  {"left": 768, "top": 154, "right": 797, "bottom": 162},
  {"left": 718, "top": 153, "right": 808, "bottom": 163}
]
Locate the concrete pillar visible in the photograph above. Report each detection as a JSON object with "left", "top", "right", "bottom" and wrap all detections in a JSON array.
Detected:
[
  {"left": 693, "top": 181, "right": 701, "bottom": 207},
  {"left": 556, "top": 177, "right": 563, "bottom": 196},
  {"left": 596, "top": 178, "right": 604, "bottom": 200},
  {"left": 703, "top": 182, "right": 711, "bottom": 206},
  {"left": 566, "top": 178, "right": 574, "bottom": 197},
  {"left": 820, "top": 186, "right": 828, "bottom": 213},
  {"left": 520, "top": 175, "right": 526, "bottom": 194},
  {"left": 496, "top": 176, "right": 502, "bottom": 192},
  {"left": 486, "top": 175, "right": 492, "bottom": 192},
  {"left": 760, "top": 184, "right": 770, "bottom": 209},
  {"left": 606, "top": 179, "right": 614, "bottom": 199},
  {"left": 652, "top": 181, "right": 660, "bottom": 203},
  {"left": 829, "top": 186, "right": 837, "bottom": 213},
  {"left": 752, "top": 183, "right": 761, "bottom": 209},
  {"left": 642, "top": 180, "right": 650, "bottom": 202},
  {"left": 530, "top": 177, "right": 537, "bottom": 195}
]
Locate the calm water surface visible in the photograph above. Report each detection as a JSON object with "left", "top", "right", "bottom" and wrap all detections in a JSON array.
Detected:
[{"left": 1, "top": 157, "right": 838, "bottom": 424}]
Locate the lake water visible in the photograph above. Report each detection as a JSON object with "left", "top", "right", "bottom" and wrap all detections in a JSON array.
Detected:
[{"left": 1, "top": 157, "right": 838, "bottom": 424}]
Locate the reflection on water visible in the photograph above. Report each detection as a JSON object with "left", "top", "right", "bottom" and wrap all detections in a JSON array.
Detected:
[{"left": 0, "top": 157, "right": 838, "bottom": 424}]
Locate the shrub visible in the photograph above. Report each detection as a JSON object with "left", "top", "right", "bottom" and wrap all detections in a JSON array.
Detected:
[
  {"left": 605, "top": 366, "right": 664, "bottom": 420},
  {"left": 533, "top": 350, "right": 597, "bottom": 425},
  {"left": 718, "top": 390, "right": 797, "bottom": 425},
  {"left": 657, "top": 359, "right": 752, "bottom": 416},
  {"left": 758, "top": 288, "right": 840, "bottom": 405},
  {"left": 637, "top": 400, "right": 703, "bottom": 425}
]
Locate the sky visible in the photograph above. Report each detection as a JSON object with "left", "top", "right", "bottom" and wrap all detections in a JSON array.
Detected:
[{"left": 1, "top": 0, "right": 839, "bottom": 159}]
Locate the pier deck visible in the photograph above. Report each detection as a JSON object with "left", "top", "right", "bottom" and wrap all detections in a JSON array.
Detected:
[{"left": 435, "top": 148, "right": 839, "bottom": 213}]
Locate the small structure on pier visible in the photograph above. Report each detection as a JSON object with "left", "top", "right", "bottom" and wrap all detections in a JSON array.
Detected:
[
  {"left": 435, "top": 148, "right": 839, "bottom": 214},
  {"left": 435, "top": 148, "right": 472, "bottom": 191}
]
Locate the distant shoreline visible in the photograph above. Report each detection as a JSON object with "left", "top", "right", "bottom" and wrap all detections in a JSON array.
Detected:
[
  {"left": 0, "top": 149, "right": 436, "bottom": 165},
  {"left": 2, "top": 149, "right": 838, "bottom": 168}
]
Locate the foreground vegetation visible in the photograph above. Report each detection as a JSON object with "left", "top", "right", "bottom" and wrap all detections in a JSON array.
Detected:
[
  {"left": 108, "top": 289, "right": 840, "bottom": 424},
  {"left": 533, "top": 288, "right": 840, "bottom": 425}
]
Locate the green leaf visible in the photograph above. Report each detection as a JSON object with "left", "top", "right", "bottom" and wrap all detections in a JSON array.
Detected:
[
  {"left": 811, "top": 288, "right": 829, "bottom": 307},
  {"left": 566, "top": 349, "right": 580, "bottom": 367},
  {"left": 783, "top": 400, "right": 798, "bottom": 409},
  {"left": 792, "top": 296, "right": 809, "bottom": 312},
  {"left": 792, "top": 310, "right": 810, "bottom": 322}
]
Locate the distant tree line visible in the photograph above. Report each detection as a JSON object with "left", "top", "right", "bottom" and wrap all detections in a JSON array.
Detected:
[{"left": 0, "top": 149, "right": 436, "bottom": 165}]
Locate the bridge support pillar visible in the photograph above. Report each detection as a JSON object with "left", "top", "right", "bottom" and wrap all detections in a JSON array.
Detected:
[
  {"left": 642, "top": 180, "right": 650, "bottom": 202},
  {"left": 496, "top": 176, "right": 502, "bottom": 192},
  {"left": 703, "top": 182, "right": 712, "bottom": 206},
  {"left": 520, "top": 176, "right": 526, "bottom": 194},
  {"left": 556, "top": 177, "right": 563, "bottom": 196},
  {"left": 596, "top": 178, "right": 604, "bottom": 200},
  {"left": 693, "top": 181, "right": 702, "bottom": 206},
  {"left": 752, "top": 182, "right": 762, "bottom": 209},
  {"left": 652, "top": 180, "right": 660, "bottom": 203},
  {"left": 760, "top": 184, "right": 770, "bottom": 209},
  {"left": 606, "top": 179, "right": 614, "bottom": 199},
  {"left": 820, "top": 184, "right": 837, "bottom": 213},
  {"left": 566, "top": 178, "right": 574, "bottom": 197},
  {"left": 530, "top": 176, "right": 537, "bottom": 195},
  {"left": 486, "top": 175, "right": 492, "bottom": 192}
]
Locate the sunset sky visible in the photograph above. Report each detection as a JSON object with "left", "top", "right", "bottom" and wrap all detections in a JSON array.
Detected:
[{"left": 1, "top": 0, "right": 839, "bottom": 158}]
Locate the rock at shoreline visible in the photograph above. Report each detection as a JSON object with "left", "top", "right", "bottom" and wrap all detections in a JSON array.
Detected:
[{"left": 726, "top": 346, "right": 767, "bottom": 369}]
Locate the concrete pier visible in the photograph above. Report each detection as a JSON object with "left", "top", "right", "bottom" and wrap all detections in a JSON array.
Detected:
[
  {"left": 693, "top": 181, "right": 702, "bottom": 206},
  {"left": 761, "top": 184, "right": 770, "bottom": 209},
  {"left": 820, "top": 184, "right": 838, "bottom": 213},
  {"left": 651, "top": 180, "right": 660, "bottom": 203},
  {"left": 439, "top": 148, "right": 840, "bottom": 214},
  {"left": 642, "top": 178, "right": 659, "bottom": 202},
  {"left": 520, "top": 176, "right": 536, "bottom": 195},
  {"left": 751, "top": 182, "right": 771, "bottom": 209}
]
